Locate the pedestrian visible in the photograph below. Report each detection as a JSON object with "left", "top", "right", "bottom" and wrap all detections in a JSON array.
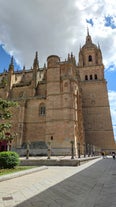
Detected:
[
  {"left": 112, "top": 152, "right": 115, "bottom": 160},
  {"left": 101, "top": 152, "right": 105, "bottom": 158}
]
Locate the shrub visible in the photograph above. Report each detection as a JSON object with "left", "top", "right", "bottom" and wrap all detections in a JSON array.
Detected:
[{"left": 0, "top": 151, "right": 20, "bottom": 169}]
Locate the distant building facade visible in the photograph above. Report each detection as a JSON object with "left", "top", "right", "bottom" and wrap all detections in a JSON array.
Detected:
[{"left": 0, "top": 32, "right": 115, "bottom": 155}]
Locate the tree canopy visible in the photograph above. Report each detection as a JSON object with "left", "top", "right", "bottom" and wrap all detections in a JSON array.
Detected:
[{"left": 0, "top": 98, "right": 18, "bottom": 141}]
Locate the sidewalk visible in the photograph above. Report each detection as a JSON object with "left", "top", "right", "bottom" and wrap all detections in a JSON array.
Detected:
[{"left": 0, "top": 157, "right": 116, "bottom": 207}]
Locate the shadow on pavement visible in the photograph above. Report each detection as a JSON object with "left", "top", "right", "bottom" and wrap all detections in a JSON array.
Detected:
[{"left": 15, "top": 158, "right": 116, "bottom": 207}]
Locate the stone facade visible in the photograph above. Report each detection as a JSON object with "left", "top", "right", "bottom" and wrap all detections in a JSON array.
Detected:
[
  {"left": 77, "top": 31, "right": 115, "bottom": 152},
  {"left": 0, "top": 32, "right": 115, "bottom": 155}
]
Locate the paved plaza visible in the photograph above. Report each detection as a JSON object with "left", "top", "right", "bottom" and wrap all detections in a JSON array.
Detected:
[{"left": 0, "top": 157, "right": 116, "bottom": 207}]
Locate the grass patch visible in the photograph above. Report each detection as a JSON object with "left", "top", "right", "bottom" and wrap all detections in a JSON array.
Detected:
[{"left": 0, "top": 166, "right": 37, "bottom": 176}]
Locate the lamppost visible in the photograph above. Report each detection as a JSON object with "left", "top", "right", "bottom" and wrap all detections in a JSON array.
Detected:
[
  {"left": 47, "top": 141, "right": 51, "bottom": 159},
  {"left": 83, "top": 143, "right": 86, "bottom": 157},
  {"left": 47, "top": 136, "right": 53, "bottom": 159},
  {"left": 70, "top": 140, "right": 74, "bottom": 159},
  {"left": 87, "top": 143, "right": 90, "bottom": 157},
  {"left": 93, "top": 145, "right": 95, "bottom": 156},
  {"left": 26, "top": 141, "right": 30, "bottom": 159},
  {"left": 77, "top": 142, "right": 80, "bottom": 158},
  {"left": 91, "top": 144, "right": 93, "bottom": 156}
]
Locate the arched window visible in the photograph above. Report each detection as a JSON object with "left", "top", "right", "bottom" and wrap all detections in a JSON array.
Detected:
[
  {"left": 94, "top": 74, "right": 97, "bottom": 80},
  {"left": 88, "top": 55, "right": 92, "bottom": 62},
  {"left": 39, "top": 103, "right": 46, "bottom": 116},
  {"left": 90, "top": 75, "right": 92, "bottom": 80},
  {"left": 85, "top": 75, "right": 88, "bottom": 80}
]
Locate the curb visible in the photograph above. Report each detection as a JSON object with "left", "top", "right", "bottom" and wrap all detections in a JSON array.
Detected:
[
  {"left": 20, "top": 156, "right": 100, "bottom": 166},
  {"left": 0, "top": 166, "right": 48, "bottom": 182}
]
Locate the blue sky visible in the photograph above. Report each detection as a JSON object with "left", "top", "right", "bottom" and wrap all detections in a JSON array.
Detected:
[
  {"left": 0, "top": 44, "right": 21, "bottom": 71},
  {"left": 0, "top": 0, "right": 115, "bottom": 140}
]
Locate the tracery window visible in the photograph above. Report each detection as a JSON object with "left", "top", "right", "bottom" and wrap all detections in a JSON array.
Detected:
[
  {"left": 88, "top": 55, "right": 92, "bottom": 62},
  {"left": 90, "top": 75, "right": 92, "bottom": 80},
  {"left": 39, "top": 103, "right": 46, "bottom": 116},
  {"left": 95, "top": 74, "right": 97, "bottom": 79},
  {"left": 85, "top": 75, "right": 88, "bottom": 80}
]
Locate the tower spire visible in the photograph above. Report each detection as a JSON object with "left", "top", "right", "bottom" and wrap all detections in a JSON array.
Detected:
[
  {"left": 33, "top": 51, "right": 39, "bottom": 69},
  {"left": 87, "top": 27, "right": 89, "bottom": 36},
  {"left": 8, "top": 56, "right": 14, "bottom": 72},
  {"left": 86, "top": 28, "right": 92, "bottom": 44}
]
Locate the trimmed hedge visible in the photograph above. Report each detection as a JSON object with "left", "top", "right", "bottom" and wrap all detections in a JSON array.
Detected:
[{"left": 0, "top": 151, "right": 20, "bottom": 169}]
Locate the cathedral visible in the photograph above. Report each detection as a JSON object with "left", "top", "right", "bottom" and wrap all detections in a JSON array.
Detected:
[{"left": 0, "top": 31, "right": 115, "bottom": 155}]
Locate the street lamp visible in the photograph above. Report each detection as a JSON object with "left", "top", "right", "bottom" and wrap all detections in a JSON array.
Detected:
[
  {"left": 26, "top": 141, "right": 30, "bottom": 159},
  {"left": 77, "top": 142, "right": 80, "bottom": 158},
  {"left": 47, "top": 141, "right": 51, "bottom": 159},
  {"left": 47, "top": 136, "right": 53, "bottom": 159},
  {"left": 70, "top": 140, "right": 74, "bottom": 159},
  {"left": 87, "top": 144, "right": 90, "bottom": 157},
  {"left": 83, "top": 143, "right": 86, "bottom": 157},
  {"left": 91, "top": 144, "right": 93, "bottom": 156}
]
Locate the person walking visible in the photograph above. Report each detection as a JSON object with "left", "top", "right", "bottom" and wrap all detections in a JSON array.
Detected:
[{"left": 112, "top": 152, "right": 115, "bottom": 160}]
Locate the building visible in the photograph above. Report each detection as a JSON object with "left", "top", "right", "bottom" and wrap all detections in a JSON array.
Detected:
[{"left": 0, "top": 31, "right": 115, "bottom": 155}]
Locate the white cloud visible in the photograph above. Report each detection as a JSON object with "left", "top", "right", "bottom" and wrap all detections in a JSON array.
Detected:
[
  {"left": 75, "top": 0, "right": 116, "bottom": 70},
  {"left": 0, "top": 0, "right": 82, "bottom": 68},
  {"left": 108, "top": 90, "right": 116, "bottom": 139},
  {"left": 0, "top": 0, "right": 115, "bottom": 70}
]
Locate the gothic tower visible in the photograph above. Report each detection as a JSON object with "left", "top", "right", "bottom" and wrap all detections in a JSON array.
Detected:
[
  {"left": 46, "top": 54, "right": 85, "bottom": 155},
  {"left": 77, "top": 30, "right": 115, "bottom": 151}
]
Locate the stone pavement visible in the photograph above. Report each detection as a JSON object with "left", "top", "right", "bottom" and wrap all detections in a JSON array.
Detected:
[{"left": 0, "top": 156, "right": 116, "bottom": 207}]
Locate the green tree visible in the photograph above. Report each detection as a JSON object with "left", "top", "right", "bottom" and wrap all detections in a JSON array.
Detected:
[{"left": 0, "top": 98, "right": 18, "bottom": 150}]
